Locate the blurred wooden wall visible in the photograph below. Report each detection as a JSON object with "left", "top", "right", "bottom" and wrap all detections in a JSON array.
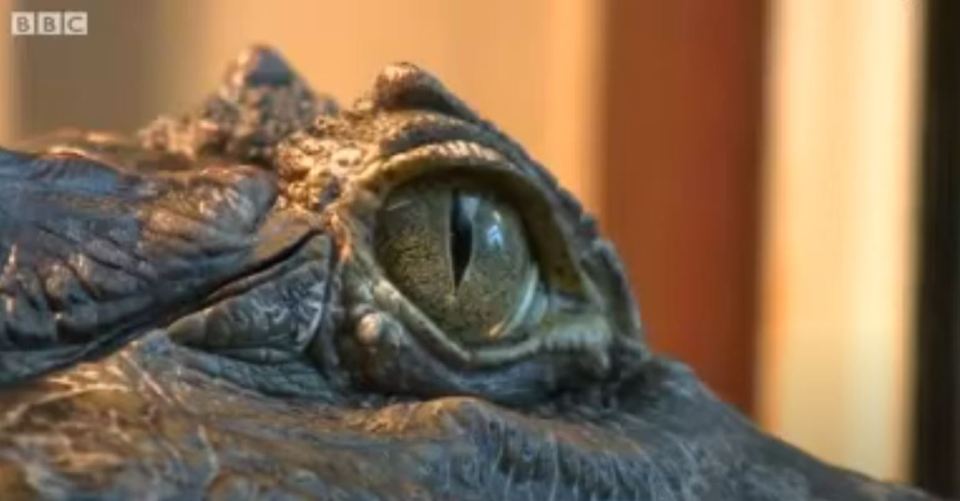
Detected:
[{"left": 601, "top": 1, "right": 767, "bottom": 413}]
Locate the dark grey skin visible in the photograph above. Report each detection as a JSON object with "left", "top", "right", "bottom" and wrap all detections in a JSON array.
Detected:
[{"left": 0, "top": 47, "right": 937, "bottom": 500}]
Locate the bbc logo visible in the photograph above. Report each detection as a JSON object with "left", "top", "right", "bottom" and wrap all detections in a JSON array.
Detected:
[{"left": 11, "top": 11, "right": 88, "bottom": 36}]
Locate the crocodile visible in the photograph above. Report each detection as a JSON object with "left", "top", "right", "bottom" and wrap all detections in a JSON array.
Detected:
[{"left": 0, "top": 47, "right": 936, "bottom": 500}]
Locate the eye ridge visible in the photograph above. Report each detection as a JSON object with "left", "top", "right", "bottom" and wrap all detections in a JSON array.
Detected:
[{"left": 449, "top": 190, "right": 475, "bottom": 289}]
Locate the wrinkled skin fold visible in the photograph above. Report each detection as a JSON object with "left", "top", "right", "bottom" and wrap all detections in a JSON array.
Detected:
[{"left": 0, "top": 47, "right": 936, "bottom": 500}]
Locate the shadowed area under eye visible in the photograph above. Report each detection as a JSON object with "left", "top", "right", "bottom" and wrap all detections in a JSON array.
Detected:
[{"left": 375, "top": 180, "right": 536, "bottom": 345}]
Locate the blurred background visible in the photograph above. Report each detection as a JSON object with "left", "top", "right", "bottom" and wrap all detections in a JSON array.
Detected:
[{"left": 0, "top": 0, "right": 957, "bottom": 496}]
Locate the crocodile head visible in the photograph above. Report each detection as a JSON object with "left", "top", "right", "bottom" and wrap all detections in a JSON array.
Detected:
[{"left": 0, "top": 47, "right": 931, "bottom": 500}]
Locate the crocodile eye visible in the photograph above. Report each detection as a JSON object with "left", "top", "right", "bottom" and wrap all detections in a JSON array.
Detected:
[{"left": 375, "top": 179, "right": 540, "bottom": 345}]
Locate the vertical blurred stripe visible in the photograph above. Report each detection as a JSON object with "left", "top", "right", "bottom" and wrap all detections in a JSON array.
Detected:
[
  {"left": 601, "top": 0, "right": 767, "bottom": 414},
  {"left": 758, "top": 0, "right": 922, "bottom": 481},
  {"left": 914, "top": 0, "right": 960, "bottom": 495}
]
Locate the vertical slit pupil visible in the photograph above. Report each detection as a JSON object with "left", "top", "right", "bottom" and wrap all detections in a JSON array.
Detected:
[{"left": 450, "top": 190, "right": 473, "bottom": 289}]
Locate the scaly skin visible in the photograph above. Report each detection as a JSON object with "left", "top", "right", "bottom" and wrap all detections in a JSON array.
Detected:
[{"left": 0, "top": 47, "right": 936, "bottom": 500}]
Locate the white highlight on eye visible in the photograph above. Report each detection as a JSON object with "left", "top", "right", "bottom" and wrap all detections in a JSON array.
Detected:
[{"left": 485, "top": 225, "right": 504, "bottom": 250}]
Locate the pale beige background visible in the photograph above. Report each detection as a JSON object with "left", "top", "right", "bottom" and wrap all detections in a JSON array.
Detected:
[{"left": 759, "top": 0, "right": 922, "bottom": 480}]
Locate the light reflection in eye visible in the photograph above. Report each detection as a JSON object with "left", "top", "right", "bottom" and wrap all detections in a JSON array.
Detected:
[{"left": 486, "top": 224, "right": 504, "bottom": 250}]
